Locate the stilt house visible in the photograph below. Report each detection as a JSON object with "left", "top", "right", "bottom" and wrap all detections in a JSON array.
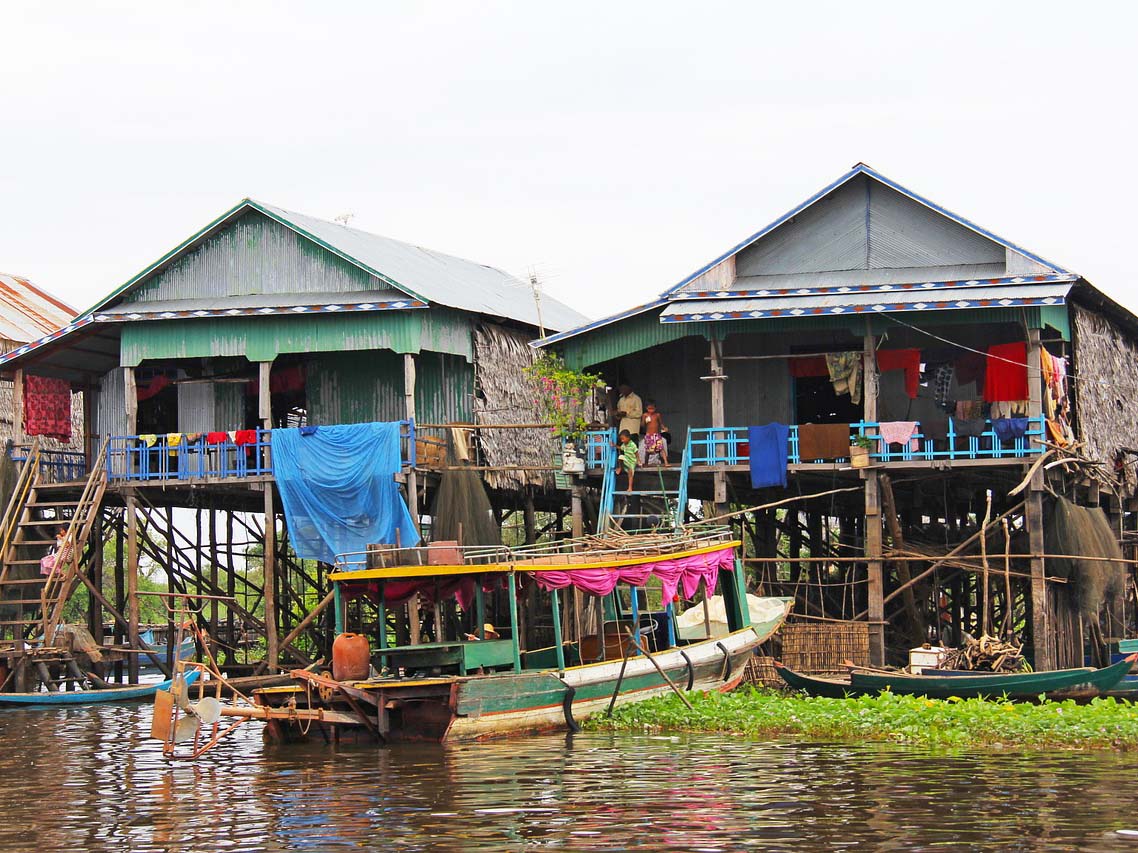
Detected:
[{"left": 538, "top": 163, "right": 1138, "bottom": 670}]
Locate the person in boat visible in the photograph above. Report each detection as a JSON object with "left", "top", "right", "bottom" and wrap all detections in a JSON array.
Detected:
[
  {"left": 615, "top": 429, "right": 637, "bottom": 493},
  {"left": 639, "top": 400, "right": 669, "bottom": 467},
  {"left": 39, "top": 526, "right": 72, "bottom": 577},
  {"left": 464, "top": 623, "right": 500, "bottom": 641}
]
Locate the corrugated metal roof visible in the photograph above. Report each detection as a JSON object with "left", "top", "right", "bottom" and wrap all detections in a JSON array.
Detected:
[
  {"left": 103, "top": 290, "right": 413, "bottom": 317},
  {"left": 249, "top": 201, "right": 588, "bottom": 332},
  {"left": 0, "top": 273, "right": 75, "bottom": 345},
  {"left": 659, "top": 283, "right": 1073, "bottom": 323}
]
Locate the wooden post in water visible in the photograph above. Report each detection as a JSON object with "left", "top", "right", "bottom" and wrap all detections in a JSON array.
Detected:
[
  {"left": 862, "top": 327, "right": 885, "bottom": 666},
  {"left": 403, "top": 354, "right": 419, "bottom": 527},
  {"left": 126, "top": 496, "right": 140, "bottom": 684},
  {"left": 1025, "top": 327, "right": 1054, "bottom": 670}
]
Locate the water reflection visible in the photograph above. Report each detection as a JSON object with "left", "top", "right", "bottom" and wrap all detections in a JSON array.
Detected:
[{"left": 0, "top": 704, "right": 1135, "bottom": 851}]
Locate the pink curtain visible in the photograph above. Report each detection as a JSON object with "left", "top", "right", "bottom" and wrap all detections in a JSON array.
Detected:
[{"left": 533, "top": 546, "right": 736, "bottom": 602}]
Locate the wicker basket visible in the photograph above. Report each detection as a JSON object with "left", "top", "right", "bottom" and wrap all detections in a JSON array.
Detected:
[
  {"left": 780, "top": 621, "right": 871, "bottom": 674},
  {"left": 743, "top": 655, "right": 784, "bottom": 689}
]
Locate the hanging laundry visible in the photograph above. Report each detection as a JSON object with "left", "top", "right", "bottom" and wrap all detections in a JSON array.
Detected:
[
  {"left": 234, "top": 429, "right": 259, "bottom": 446},
  {"left": 788, "top": 356, "right": 829, "bottom": 378},
  {"left": 954, "top": 418, "right": 985, "bottom": 438},
  {"left": 137, "top": 434, "right": 158, "bottom": 447},
  {"left": 299, "top": 426, "right": 320, "bottom": 437},
  {"left": 954, "top": 351, "right": 986, "bottom": 388},
  {"left": 955, "top": 399, "right": 984, "bottom": 420},
  {"left": 923, "top": 417, "right": 949, "bottom": 442},
  {"left": 932, "top": 364, "right": 955, "bottom": 411},
  {"left": 747, "top": 424, "right": 789, "bottom": 489},
  {"left": 166, "top": 433, "right": 184, "bottom": 447},
  {"left": 797, "top": 423, "right": 851, "bottom": 462},
  {"left": 184, "top": 432, "right": 202, "bottom": 443},
  {"left": 23, "top": 375, "right": 72, "bottom": 441},
  {"left": 824, "top": 353, "right": 862, "bottom": 405},
  {"left": 135, "top": 373, "right": 173, "bottom": 402},
  {"left": 990, "top": 400, "right": 1028, "bottom": 420},
  {"left": 876, "top": 349, "right": 922, "bottom": 399},
  {"left": 227, "top": 431, "right": 237, "bottom": 442},
  {"left": 206, "top": 432, "right": 228, "bottom": 445},
  {"left": 984, "top": 342, "right": 1029, "bottom": 402},
  {"left": 993, "top": 418, "right": 1030, "bottom": 442},
  {"left": 877, "top": 421, "right": 919, "bottom": 451}
]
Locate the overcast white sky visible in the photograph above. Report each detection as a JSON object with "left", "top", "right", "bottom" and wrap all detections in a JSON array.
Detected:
[{"left": 2, "top": 2, "right": 1136, "bottom": 321}]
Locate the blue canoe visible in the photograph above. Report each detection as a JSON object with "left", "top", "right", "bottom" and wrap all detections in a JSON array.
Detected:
[{"left": 0, "top": 668, "right": 201, "bottom": 705}]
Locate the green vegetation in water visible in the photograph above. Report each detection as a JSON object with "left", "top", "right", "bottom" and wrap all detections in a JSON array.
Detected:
[{"left": 583, "top": 686, "right": 1138, "bottom": 750}]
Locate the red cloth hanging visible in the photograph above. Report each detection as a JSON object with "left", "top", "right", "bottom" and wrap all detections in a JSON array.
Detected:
[
  {"left": 206, "top": 431, "right": 229, "bottom": 445},
  {"left": 876, "top": 349, "right": 921, "bottom": 398},
  {"left": 233, "top": 429, "right": 259, "bottom": 446},
  {"left": 135, "top": 373, "right": 173, "bottom": 402},
  {"left": 23, "top": 375, "right": 71, "bottom": 441},
  {"left": 984, "top": 342, "right": 1029, "bottom": 402},
  {"left": 788, "top": 356, "right": 829, "bottom": 378}
]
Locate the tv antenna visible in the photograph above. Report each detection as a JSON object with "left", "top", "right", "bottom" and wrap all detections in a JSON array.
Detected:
[{"left": 528, "top": 270, "right": 546, "bottom": 339}]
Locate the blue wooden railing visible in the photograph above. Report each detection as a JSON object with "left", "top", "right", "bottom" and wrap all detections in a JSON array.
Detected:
[
  {"left": 9, "top": 446, "right": 88, "bottom": 484},
  {"left": 106, "top": 420, "right": 417, "bottom": 483},
  {"left": 685, "top": 418, "right": 1046, "bottom": 466}
]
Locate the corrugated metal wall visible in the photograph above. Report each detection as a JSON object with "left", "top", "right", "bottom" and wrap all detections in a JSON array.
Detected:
[
  {"left": 93, "top": 367, "right": 128, "bottom": 442},
  {"left": 126, "top": 211, "right": 382, "bottom": 303},
  {"left": 177, "top": 383, "right": 214, "bottom": 434},
  {"left": 306, "top": 349, "right": 473, "bottom": 426},
  {"left": 119, "top": 308, "right": 474, "bottom": 366}
]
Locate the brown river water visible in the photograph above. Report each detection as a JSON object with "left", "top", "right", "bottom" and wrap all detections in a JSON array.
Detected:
[{"left": 3, "top": 702, "right": 1138, "bottom": 852}]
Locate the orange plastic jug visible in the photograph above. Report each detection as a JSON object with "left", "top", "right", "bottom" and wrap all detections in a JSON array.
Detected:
[{"left": 332, "top": 632, "right": 371, "bottom": 681}]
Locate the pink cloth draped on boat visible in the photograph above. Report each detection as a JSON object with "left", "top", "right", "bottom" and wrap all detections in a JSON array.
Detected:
[{"left": 533, "top": 546, "right": 736, "bottom": 602}]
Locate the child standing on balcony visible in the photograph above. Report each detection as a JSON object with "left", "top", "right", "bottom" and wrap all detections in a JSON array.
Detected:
[
  {"left": 639, "top": 401, "right": 669, "bottom": 467},
  {"left": 615, "top": 429, "right": 637, "bottom": 493}
]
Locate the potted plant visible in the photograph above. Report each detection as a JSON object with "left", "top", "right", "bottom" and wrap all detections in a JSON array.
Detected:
[
  {"left": 849, "top": 434, "right": 874, "bottom": 468},
  {"left": 523, "top": 353, "right": 605, "bottom": 473}
]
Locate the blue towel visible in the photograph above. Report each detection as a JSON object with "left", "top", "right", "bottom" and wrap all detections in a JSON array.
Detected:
[
  {"left": 993, "top": 418, "right": 1029, "bottom": 442},
  {"left": 748, "top": 424, "right": 789, "bottom": 489}
]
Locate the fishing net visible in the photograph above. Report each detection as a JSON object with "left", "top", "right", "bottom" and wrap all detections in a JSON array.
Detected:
[
  {"left": 429, "top": 434, "right": 500, "bottom": 547},
  {"left": 1044, "top": 496, "right": 1125, "bottom": 618}
]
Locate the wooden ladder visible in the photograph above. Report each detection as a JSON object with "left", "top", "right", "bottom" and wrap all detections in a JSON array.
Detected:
[{"left": 0, "top": 440, "right": 108, "bottom": 646}]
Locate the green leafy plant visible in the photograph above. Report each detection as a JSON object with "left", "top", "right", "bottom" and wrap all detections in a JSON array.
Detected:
[
  {"left": 523, "top": 352, "right": 604, "bottom": 442},
  {"left": 852, "top": 435, "right": 874, "bottom": 450}
]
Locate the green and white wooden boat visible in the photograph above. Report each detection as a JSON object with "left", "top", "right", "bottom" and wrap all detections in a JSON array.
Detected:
[{"left": 154, "top": 527, "right": 791, "bottom": 753}]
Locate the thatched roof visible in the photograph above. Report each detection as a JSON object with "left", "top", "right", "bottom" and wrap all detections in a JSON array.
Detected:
[{"left": 473, "top": 323, "right": 556, "bottom": 492}]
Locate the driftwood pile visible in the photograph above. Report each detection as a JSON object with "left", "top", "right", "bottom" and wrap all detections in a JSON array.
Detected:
[{"left": 939, "top": 634, "right": 1025, "bottom": 672}]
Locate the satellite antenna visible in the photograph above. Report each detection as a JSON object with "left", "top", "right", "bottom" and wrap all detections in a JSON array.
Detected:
[
  {"left": 528, "top": 270, "right": 546, "bottom": 339},
  {"left": 334, "top": 212, "right": 355, "bottom": 226}
]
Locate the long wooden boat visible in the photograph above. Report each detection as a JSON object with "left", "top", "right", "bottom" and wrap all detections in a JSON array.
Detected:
[
  {"left": 776, "top": 657, "right": 1134, "bottom": 700},
  {"left": 152, "top": 527, "right": 792, "bottom": 756},
  {"left": 0, "top": 668, "right": 200, "bottom": 706}
]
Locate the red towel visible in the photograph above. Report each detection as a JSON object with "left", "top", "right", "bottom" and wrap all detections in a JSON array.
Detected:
[
  {"left": 984, "top": 342, "right": 1029, "bottom": 402},
  {"left": 206, "top": 431, "right": 229, "bottom": 445},
  {"left": 788, "top": 356, "right": 829, "bottom": 378},
  {"left": 876, "top": 349, "right": 921, "bottom": 399},
  {"left": 24, "top": 375, "right": 71, "bottom": 441},
  {"left": 234, "top": 429, "right": 259, "bottom": 446}
]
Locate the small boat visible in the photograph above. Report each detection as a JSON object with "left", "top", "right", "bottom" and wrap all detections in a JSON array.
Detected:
[
  {"left": 140, "top": 630, "right": 196, "bottom": 666},
  {"left": 152, "top": 527, "right": 792, "bottom": 755},
  {"left": 0, "top": 669, "right": 201, "bottom": 706},
  {"left": 777, "top": 656, "right": 1135, "bottom": 700}
]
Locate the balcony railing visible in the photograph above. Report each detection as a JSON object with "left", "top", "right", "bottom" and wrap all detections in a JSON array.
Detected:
[
  {"left": 687, "top": 418, "right": 1045, "bottom": 466},
  {"left": 106, "top": 421, "right": 418, "bottom": 483},
  {"left": 9, "top": 446, "right": 89, "bottom": 484}
]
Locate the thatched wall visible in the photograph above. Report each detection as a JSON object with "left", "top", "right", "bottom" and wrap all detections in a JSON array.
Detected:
[
  {"left": 1071, "top": 304, "right": 1138, "bottom": 493},
  {"left": 473, "top": 323, "right": 554, "bottom": 492}
]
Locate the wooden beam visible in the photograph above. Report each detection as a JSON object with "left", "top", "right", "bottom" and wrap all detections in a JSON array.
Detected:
[
  {"left": 864, "top": 470, "right": 885, "bottom": 665},
  {"left": 264, "top": 486, "right": 279, "bottom": 669},
  {"left": 12, "top": 369, "right": 23, "bottom": 443},
  {"left": 126, "top": 496, "right": 140, "bottom": 684},
  {"left": 404, "top": 353, "right": 419, "bottom": 527},
  {"left": 124, "top": 367, "right": 137, "bottom": 435},
  {"left": 709, "top": 337, "right": 726, "bottom": 506}
]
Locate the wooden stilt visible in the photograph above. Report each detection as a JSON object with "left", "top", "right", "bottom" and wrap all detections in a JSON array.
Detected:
[
  {"left": 264, "top": 486, "right": 279, "bottom": 670},
  {"left": 126, "top": 496, "right": 140, "bottom": 684}
]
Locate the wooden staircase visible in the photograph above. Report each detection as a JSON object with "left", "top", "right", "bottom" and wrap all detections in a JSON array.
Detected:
[{"left": 0, "top": 440, "right": 108, "bottom": 647}]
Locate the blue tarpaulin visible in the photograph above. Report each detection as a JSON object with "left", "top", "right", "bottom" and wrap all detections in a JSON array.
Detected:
[{"left": 271, "top": 422, "right": 420, "bottom": 565}]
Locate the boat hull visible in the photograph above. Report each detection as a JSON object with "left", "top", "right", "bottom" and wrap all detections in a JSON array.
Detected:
[
  {"left": 0, "top": 669, "right": 200, "bottom": 705},
  {"left": 256, "top": 628, "right": 762, "bottom": 742}
]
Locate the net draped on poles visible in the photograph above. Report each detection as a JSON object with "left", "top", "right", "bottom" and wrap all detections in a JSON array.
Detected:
[{"left": 271, "top": 422, "right": 420, "bottom": 565}]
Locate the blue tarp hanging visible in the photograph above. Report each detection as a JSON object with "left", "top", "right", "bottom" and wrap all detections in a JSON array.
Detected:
[{"left": 271, "top": 422, "right": 420, "bottom": 565}]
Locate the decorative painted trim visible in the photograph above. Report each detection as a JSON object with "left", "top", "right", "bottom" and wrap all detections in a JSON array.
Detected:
[
  {"left": 93, "top": 299, "right": 427, "bottom": 323},
  {"left": 660, "top": 295, "right": 1066, "bottom": 323},
  {"left": 0, "top": 315, "right": 96, "bottom": 366},
  {"left": 672, "top": 273, "right": 1078, "bottom": 300}
]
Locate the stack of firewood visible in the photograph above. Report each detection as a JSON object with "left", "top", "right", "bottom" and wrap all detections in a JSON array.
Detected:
[{"left": 940, "top": 634, "right": 1025, "bottom": 672}]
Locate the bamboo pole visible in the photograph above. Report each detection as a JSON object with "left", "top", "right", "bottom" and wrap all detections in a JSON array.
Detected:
[{"left": 980, "top": 490, "right": 992, "bottom": 637}]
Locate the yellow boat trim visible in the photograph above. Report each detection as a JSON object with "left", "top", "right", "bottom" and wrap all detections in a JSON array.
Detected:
[{"left": 329, "top": 540, "right": 742, "bottom": 582}]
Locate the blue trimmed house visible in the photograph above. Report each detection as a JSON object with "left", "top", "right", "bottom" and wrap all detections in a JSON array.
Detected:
[{"left": 538, "top": 163, "right": 1138, "bottom": 670}]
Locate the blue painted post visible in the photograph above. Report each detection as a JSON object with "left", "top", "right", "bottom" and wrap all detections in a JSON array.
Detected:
[
  {"left": 508, "top": 571, "right": 521, "bottom": 672},
  {"left": 474, "top": 578, "right": 486, "bottom": 639},
  {"left": 665, "top": 600, "right": 676, "bottom": 648},
  {"left": 630, "top": 586, "right": 640, "bottom": 655},
  {"left": 551, "top": 588, "right": 565, "bottom": 670}
]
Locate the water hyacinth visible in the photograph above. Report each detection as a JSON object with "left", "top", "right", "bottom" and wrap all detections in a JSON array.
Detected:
[{"left": 583, "top": 687, "right": 1138, "bottom": 751}]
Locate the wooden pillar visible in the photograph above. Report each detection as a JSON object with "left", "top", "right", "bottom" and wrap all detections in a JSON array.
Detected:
[
  {"left": 258, "top": 360, "right": 272, "bottom": 429},
  {"left": 124, "top": 367, "right": 138, "bottom": 435},
  {"left": 11, "top": 368, "right": 24, "bottom": 444},
  {"left": 570, "top": 485, "right": 584, "bottom": 538},
  {"left": 264, "top": 486, "right": 279, "bottom": 669},
  {"left": 523, "top": 491, "right": 537, "bottom": 545},
  {"left": 82, "top": 385, "right": 94, "bottom": 470},
  {"left": 708, "top": 337, "right": 727, "bottom": 507},
  {"left": 864, "top": 470, "right": 885, "bottom": 666},
  {"left": 126, "top": 496, "right": 140, "bottom": 684},
  {"left": 403, "top": 354, "right": 420, "bottom": 529},
  {"left": 87, "top": 514, "right": 104, "bottom": 646},
  {"left": 1023, "top": 327, "right": 1053, "bottom": 670},
  {"left": 863, "top": 327, "right": 878, "bottom": 425}
]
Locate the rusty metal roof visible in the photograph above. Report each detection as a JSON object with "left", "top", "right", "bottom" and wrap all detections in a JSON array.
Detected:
[{"left": 0, "top": 273, "right": 75, "bottom": 345}]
